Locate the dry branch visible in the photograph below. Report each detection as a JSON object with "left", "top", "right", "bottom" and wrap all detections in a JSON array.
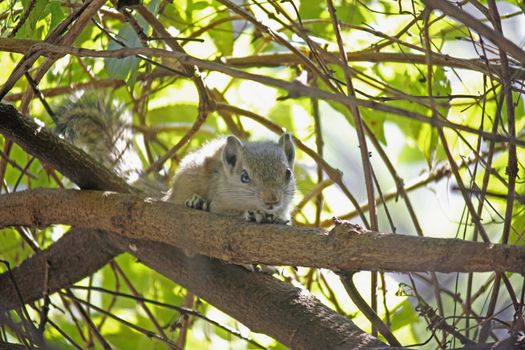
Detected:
[
  {"left": 4, "top": 45, "right": 523, "bottom": 147},
  {"left": 3, "top": 37, "right": 523, "bottom": 80},
  {"left": 1, "top": 188, "right": 524, "bottom": 274},
  {"left": 422, "top": 0, "right": 525, "bottom": 65}
]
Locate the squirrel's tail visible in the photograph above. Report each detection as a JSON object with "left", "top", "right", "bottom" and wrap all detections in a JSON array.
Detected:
[{"left": 54, "top": 92, "right": 142, "bottom": 182}]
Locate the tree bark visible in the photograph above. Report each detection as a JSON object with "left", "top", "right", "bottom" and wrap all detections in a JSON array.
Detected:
[
  {"left": 0, "top": 228, "right": 399, "bottom": 349},
  {"left": 109, "top": 235, "right": 399, "bottom": 350},
  {"left": 1, "top": 188, "right": 524, "bottom": 274}
]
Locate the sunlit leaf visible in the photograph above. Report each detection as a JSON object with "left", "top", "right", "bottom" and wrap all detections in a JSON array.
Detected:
[{"left": 105, "top": 23, "right": 142, "bottom": 84}]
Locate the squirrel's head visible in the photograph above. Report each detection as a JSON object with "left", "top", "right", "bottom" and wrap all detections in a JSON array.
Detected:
[{"left": 221, "top": 133, "right": 295, "bottom": 213}]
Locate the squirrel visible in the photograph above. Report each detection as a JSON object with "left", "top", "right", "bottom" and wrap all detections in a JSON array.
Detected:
[
  {"left": 167, "top": 133, "right": 296, "bottom": 224},
  {"left": 54, "top": 92, "right": 296, "bottom": 224}
]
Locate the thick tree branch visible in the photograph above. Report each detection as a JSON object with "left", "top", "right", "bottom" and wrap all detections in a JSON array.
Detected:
[
  {"left": 0, "top": 228, "right": 397, "bottom": 349},
  {"left": 1, "top": 188, "right": 524, "bottom": 274},
  {"left": 0, "top": 229, "right": 121, "bottom": 310},
  {"left": 107, "top": 235, "right": 398, "bottom": 350}
]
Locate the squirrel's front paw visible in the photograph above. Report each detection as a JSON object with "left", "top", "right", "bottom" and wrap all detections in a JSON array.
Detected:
[
  {"left": 185, "top": 194, "right": 210, "bottom": 211},
  {"left": 244, "top": 210, "right": 271, "bottom": 223},
  {"left": 244, "top": 210, "right": 288, "bottom": 224}
]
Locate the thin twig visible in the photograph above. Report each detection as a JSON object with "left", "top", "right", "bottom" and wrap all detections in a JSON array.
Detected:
[{"left": 17, "top": 43, "right": 525, "bottom": 147}]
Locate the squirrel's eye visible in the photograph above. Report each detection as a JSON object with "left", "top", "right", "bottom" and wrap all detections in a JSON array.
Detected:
[
  {"left": 240, "top": 169, "right": 251, "bottom": 183},
  {"left": 285, "top": 168, "right": 292, "bottom": 181}
]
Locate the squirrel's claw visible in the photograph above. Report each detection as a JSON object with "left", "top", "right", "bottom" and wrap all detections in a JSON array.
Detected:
[
  {"left": 244, "top": 210, "right": 273, "bottom": 223},
  {"left": 244, "top": 210, "right": 289, "bottom": 224},
  {"left": 185, "top": 194, "right": 210, "bottom": 211}
]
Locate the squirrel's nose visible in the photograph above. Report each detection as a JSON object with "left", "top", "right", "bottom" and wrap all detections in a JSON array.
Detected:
[
  {"left": 262, "top": 192, "right": 279, "bottom": 208},
  {"left": 264, "top": 202, "right": 278, "bottom": 210}
]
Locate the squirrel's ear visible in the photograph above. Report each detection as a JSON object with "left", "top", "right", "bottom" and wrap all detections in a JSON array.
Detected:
[
  {"left": 222, "top": 135, "right": 243, "bottom": 173},
  {"left": 278, "top": 133, "right": 295, "bottom": 167}
]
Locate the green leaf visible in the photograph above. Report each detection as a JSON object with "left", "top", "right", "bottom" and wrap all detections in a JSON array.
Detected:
[
  {"left": 0, "top": 228, "right": 33, "bottom": 264},
  {"left": 146, "top": 103, "right": 219, "bottom": 149},
  {"left": 336, "top": 0, "right": 367, "bottom": 25},
  {"left": 294, "top": 164, "right": 317, "bottom": 201},
  {"left": 46, "top": 1, "right": 65, "bottom": 32},
  {"left": 148, "top": 0, "right": 161, "bottom": 14},
  {"left": 192, "top": 1, "right": 209, "bottom": 10},
  {"left": 511, "top": 205, "right": 525, "bottom": 244},
  {"left": 16, "top": 0, "right": 49, "bottom": 39},
  {"left": 369, "top": 65, "right": 451, "bottom": 164},
  {"left": 73, "top": 21, "right": 94, "bottom": 46},
  {"left": 398, "top": 143, "right": 424, "bottom": 163},
  {"left": 184, "top": 0, "right": 212, "bottom": 22},
  {"left": 268, "top": 103, "right": 294, "bottom": 132},
  {"left": 105, "top": 54, "right": 140, "bottom": 81},
  {"left": 389, "top": 299, "right": 419, "bottom": 332},
  {"left": 163, "top": 1, "right": 187, "bottom": 27},
  {"left": 513, "top": 0, "right": 525, "bottom": 12},
  {"left": 148, "top": 104, "right": 199, "bottom": 124},
  {"left": 432, "top": 66, "right": 452, "bottom": 117},
  {"left": 104, "top": 23, "right": 142, "bottom": 83},
  {"left": 417, "top": 123, "right": 438, "bottom": 167},
  {"left": 297, "top": 0, "right": 330, "bottom": 38},
  {"left": 209, "top": 5, "right": 234, "bottom": 56}
]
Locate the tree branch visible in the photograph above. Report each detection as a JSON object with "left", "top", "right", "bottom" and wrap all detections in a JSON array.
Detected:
[
  {"left": 0, "top": 229, "right": 121, "bottom": 309},
  {"left": 221, "top": 52, "right": 525, "bottom": 80},
  {"left": 4, "top": 45, "right": 523, "bottom": 147},
  {"left": 0, "top": 228, "right": 399, "bottom": 350},
  {"left": 5, "top": 37, "right": 521, "bottom": 80},
  {"left": 107, "top": 235, "right": 398, "bottom": 350},
  {"left": 1, "top": 188, "right": 524, "bottom": 274},
  {"left": 422, "top": 0, "right": 525, "bottom": 65}
]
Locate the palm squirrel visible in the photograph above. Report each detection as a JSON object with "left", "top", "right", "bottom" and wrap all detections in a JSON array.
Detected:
[
  {"left": 54, "top": 92, "right": 296, "bottom": 224},
  {"left": 167, "top": 133, "right": 295, "bottom": 224}
]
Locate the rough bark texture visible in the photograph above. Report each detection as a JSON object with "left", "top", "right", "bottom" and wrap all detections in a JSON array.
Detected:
[
  {"left": 107, "top": 235, "right": 398, "bottom": 350},
  {"left": 1, "top": 189, "right": 524, "bottom": 274},
  {"left": 0, "top": 229, "right": 399, "bottom": 349}
]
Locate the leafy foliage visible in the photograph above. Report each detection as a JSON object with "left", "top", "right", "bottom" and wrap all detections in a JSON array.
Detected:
[{"left": 0, "top": 0, "right": 524, "bottom": 348}]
